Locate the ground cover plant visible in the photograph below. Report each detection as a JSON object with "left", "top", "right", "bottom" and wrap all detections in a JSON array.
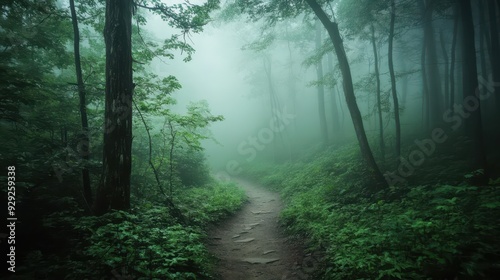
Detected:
[
  {"left": 241, "top": 143, "right": 500, "bottom": 279},
  {"left": 8, "top": 181, "right": 245, "bottom": 280}
]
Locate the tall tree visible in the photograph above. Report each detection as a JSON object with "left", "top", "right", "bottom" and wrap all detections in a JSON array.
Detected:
[
  {"left": 388, "top": 0, "right": 401, "bottom": 160},
  {"left": 69, "top": 0, "right": 92, "bottom": 208},
  {"left": 315, "top": 20, "right": 328, "bottom": 146},
  {"left": 487, "top": 0, "right": 500, "bottom": 115},
  {"left": 370, "top": 24, "right": 385, "bottom": 161},
  {"left": 327, "top": 52, "right": 340, "bottom": 138},
  {"left": 305, "top": 0, "right": 386, "bottom": 188},
  {"left": 449, "top": 2, "right": 459, "bottom": 113},
  {"left": 460, "top": 0, "right": 488, "bottom": 176},
  {"left": 421, "top": 0, "right": 443, "bottom": 128},
  {"left": 94, "top": 0, "right": 134, "bottom": 215},
  {"left": 439, "top": 30, "right": 450, "bottom": 111}
]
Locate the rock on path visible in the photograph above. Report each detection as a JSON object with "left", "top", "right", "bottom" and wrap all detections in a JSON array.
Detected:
[{"left": 208, "top": 178, "right": 310, "bottom": 280}]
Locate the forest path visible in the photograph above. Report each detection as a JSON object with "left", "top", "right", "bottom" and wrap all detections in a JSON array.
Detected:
[{"left": 208, "top": 178, "right": 310, "bottom": 280}]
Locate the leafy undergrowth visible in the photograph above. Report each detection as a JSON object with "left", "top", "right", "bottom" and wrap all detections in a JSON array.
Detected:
[
  {"left": 241, "top": 144, "right": 500, "bottom": 279},
  {"left": 11, "top": 181, "right": 245, "bottom": 280}
]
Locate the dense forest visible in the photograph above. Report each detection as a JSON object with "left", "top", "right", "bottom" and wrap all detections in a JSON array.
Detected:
[{"left": 1, "top": 0, "right": 500, "bottom": 279}]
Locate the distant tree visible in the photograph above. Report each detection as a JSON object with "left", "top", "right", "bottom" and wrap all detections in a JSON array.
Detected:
[
  {"left": 388, "top": 0, "right": 401, "bottom": 160},
  {"left": 326, "top": 52, "right": 341, "bottom": 138},
  {"left": 226, "top": 0, "right": 387, "bottom": 187},
  {"left": 337, "top": 0, "right": 390, "bottom": 161},
  {"left": 315, "top": 19, "right": 329, "bottom": 146},
  {"left": 449, "top": 2, "right": 459, "bottom": 113},
  {"left": 69, "top": 0, "right": 92, "bottom": 208},
  {"left": 304, "top": 0, "right": 386, "bottom": 188},
  {"left": 420, "top": 0, "right": 443, "bottom": 129},
  {"left": 370, "top": 23, "right": 385, "bottom": 161}
]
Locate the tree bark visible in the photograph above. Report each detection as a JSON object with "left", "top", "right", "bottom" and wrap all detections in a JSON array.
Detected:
[
  {"left": 69, "top": 0, "right": 92, "bottom": 208},
  {"left": 450, "top": 3, "right": 459, "bottom": 113},
  {"left": 488, "top": 0, "right": 500, "bottom": 113},
  {"left": 315, "top": 20, "right": 328, "bottom": 146},
  {"left": 94, "top": 0, "right": 133, "bottom": 215},
  {"left": 305, "top": 0, "right": 386, "bottom": 189},
  {"left": 460, "top": 0, "right": 488, "bottom": 175},
  {"left": 388, "top": 0, "right": 401, "bottom": 161},
  {"left": 421, "top": 32, "right": 429, "bottom": 130},
  {"left": 421, "top": 0, "right": 443, "bottom": 128},
  {"left": 439, "top": 30, "right": 449, "bottom": 111},
  {"left": 327, "top": 52, "right": 340, "bottom": 137},
  {"left": 370, "top": 24, "right": 385, "bottom": 161}
]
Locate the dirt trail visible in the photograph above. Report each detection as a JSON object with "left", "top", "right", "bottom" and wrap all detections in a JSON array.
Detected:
[{"left": 208, "top": 178, "right": 311, "bottom": 280}]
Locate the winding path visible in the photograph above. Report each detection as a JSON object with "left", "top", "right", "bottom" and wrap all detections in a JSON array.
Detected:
[{"left": 208, "top": 178, "right": 312, "bottom": 280}]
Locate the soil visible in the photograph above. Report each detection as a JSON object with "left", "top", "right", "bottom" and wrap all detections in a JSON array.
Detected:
[{"left": 207, "top": 178, "right": 315, "bottom": 280}]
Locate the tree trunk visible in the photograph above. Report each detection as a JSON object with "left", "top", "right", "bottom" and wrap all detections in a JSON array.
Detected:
[
  {"left": 421, "top": 33, "right": 429, "bottom": 130},
  {"left": 439, "top": 30, "right": 450, "bottom": 111},
  {"left": 285, "top": 25, "right": 297, "bottom": 159},
  {"left": 398, "top": 40, "right": 409, "bottom": 112},
  {"left": 69, "top": 0, "right": 92, "bottom": 208},
  {"left": 388, "top": 0, "right": 401, "bottom": 161},
  {"left": 305, "top": 0, "right": 387, "bottom": 189},
  {"left": 478, "top": 1, "right": 489, "bottom": 106},
  {"left": 94, "top": 0, "right": 133, "bottom": 215},
  {"left": 460, "top": 0, "right": 488, "bottom": 175},
  {"left": 421, "top": 0, "right": 443, "bottom": 128},
  {"left": 450, "top": 3, "right": 459, "bottom": 113},
  {"left": 315, "top": 20, "right": 328, "bottom": 146},
  {"left": 488, "top": 0, "right": 500, "bottom": 114},
  {"left": 327, "top": 52, "right": 340, "bottom": 139},
  {"left": 370, "top": 24, "right": 385, "bottom": 161},
  {"left": 478, "top": 0, "right": 489, "bottom": 79}
]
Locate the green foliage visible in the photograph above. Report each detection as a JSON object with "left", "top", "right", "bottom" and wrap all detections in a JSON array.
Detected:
[
  {"left": 71, "top": 211, "right": 210, "bottom": 279},
  {"left": 178, "top": 182, "right": 246, "bottom": 226},
  {"left": 175, "top": 149, "right": 211, "bottom": 187},
  {"left": 242, "top": 144, "right": 500, "bottom": 279},
  {"left": 1, "top": 0, "right": 234, "bottom": 279},
  {"left": 15, "top": 180, "right": 246, "bottom": 279}
]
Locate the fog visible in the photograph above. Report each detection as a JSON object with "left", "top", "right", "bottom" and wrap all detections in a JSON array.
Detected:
[
  {"left": 144, "top": 15, "right": 334, "bottom": 173},
  {"left": 136, "top": 0, "right": 498, "bottom": 181}
]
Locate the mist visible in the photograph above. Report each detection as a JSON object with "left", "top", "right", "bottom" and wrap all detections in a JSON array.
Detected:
[{"left": 3, "top": 0, "right": 500, "bottom": 278}]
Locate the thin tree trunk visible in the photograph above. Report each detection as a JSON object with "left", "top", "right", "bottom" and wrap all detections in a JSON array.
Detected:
[
  {"left": 315, "top": 20, "right": 328, "bottom": 146},
  {"left": 450, "top": 3, "right": 459, "bottom": 113},
  {"left": 421, "top": 0, "right": 443, "bottom": 127},
  {"left": 439, "top": 30, "right": 450, "bottom": 111},
  {"left": 263, "top": 55, "right": 279, "bottom": 162},
  {"left": 133, "top": 101, "right": 185, "bottom": 223},
  {"left": 305, "top": 0, "right": 386, "bottom": 189},
  {"left": 460, "top": 0, "right": 488, "bottom": 176},
  {"left": 421, "top": 33, "right": 429, "bottom": 130},
  {"left": 388, "top": 0, "right": 401, "bottom": 161},
  {"left": 285, "top": 25, "right": 296, "bottom": 160},
  {"left": 478, "top": 0, "right": 489, "bottom": 79},
  {"left": 371, "top": 24, "right": 385, "bottom": 161},
  {"left": 398, "top": 40, "right": 409, "bottom": 111},
  {"left": 94, "top": 0, "right": 133, "bottom": 215},
  {"left": 327, "top": 52, "right": 340, "bottom": 139},
  {"left": 69, "top": 0, "right": 92, "bottom": 208},
  {"left": 481, "top": 0, "right": 492, "bottom": 59}
]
